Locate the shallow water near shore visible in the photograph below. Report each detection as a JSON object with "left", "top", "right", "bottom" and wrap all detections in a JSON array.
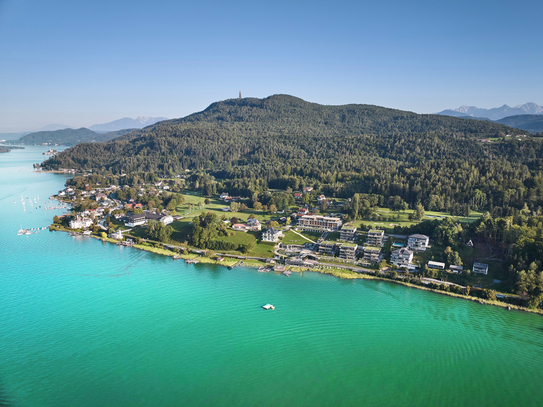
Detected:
[{"left": 1, "top": 147, "right": 543, "bottom": 407}]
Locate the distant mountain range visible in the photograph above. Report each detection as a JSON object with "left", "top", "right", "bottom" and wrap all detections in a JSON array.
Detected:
[
  {"left": 437, "top": 103, "right": 543, "bottom": 120},
  {"left": 89, "top": 116, "right": 168, "bottom": 132},
  {"left": 0, "top": 116, "right": 168, "bottom": 139}
]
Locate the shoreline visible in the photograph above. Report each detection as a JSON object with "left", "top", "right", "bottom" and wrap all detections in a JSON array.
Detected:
[
  {"left": 33, "top": 170, "right": 74, "bottom": 174},
  {"left": 56, "top": 228, "right": 541, "bottom": 317}
]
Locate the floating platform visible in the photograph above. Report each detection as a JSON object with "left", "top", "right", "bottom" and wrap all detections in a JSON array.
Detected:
[{"left": 262, "top": 304, "right": 275, "bottom": 310}]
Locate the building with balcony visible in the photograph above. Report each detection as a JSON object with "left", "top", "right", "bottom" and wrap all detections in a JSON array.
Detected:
[
  {"left": 339, "top": 243, "right": 358, "bottom": 261},
  {"left": 390, "top": 248, "right": 414, "bottom": 268},
  {"left": 366, "top": 229, "right": 384, "bottom": 246},
  {"left": 362, "top": 246, "right": 381, "bottom": 263},
  {"left": 408, "top": 234, "right": 430, "bottom": 251},
  {"left": 297, "top": 215, "right": 342, "bottom": 232},
  {"left": 317, "top": 241, "right": 337, "bottom": 256},
  {"left": 340, "top": 224, "right": 357, "bottom": 241}
]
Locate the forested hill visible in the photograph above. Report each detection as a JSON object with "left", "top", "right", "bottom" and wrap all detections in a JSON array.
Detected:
[
  {"left": 496, "top": 115, "right": 543, "bottom": 134},
  {"left": 43, "top": 95, "right": 539, "bottom": 177},
  {"left": 5, "top": 127, "right": 135, "bottom": 146},
  {"left": 118, "top": 94, "right": 524, "bottom": 141}
]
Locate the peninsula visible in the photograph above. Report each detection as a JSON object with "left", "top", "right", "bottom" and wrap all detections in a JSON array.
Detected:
[{"left": 40, "top": 95, "right": 543, "bottom": 312}]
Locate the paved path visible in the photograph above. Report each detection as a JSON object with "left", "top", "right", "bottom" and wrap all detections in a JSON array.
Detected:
[{"left": 290, "top": 228, "right": 317, "bottom": 244}]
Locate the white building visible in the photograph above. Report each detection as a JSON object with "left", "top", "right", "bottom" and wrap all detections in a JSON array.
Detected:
[
  {"left": 390, "top": 248, "right": 414, "bottom": 268},
  {"left": 297, "top": 215, "right": 342, "bottom": 232},
  {"left": 247, "top": 219, "right": 261, "bottom": 231},
  {"left": 232, "top": 223, "right": 249, "bottom": 232},
  {"left": 428, "top": 261, "right": 445, "bottom": 270},
  {"left": 69, "top": 217, "right": 93, "bottom": 229},
  {"left": 161, "top": 215, "right": 174, "bottom": 225},
  {"left": 109, "top": 230, "right": 123, "bottom": 240},
  {"left": 408, "top": 234, "right": 429, "bottom": 251},
  {"left": 449, "top": 265, "right": 463, "bottom": 273},
  {"left": 473, "top": 262, "right": 488, "bottom": 274},
  {"left": 262, "top": 227, "right": 282, "bottom": 242}
]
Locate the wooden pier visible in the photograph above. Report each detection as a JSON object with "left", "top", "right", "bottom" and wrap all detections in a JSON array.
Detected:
[{"left": 228, "top": 260, "right": 244, "bottom": 270}]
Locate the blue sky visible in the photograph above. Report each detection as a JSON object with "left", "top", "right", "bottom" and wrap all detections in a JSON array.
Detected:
[{"left": 1, "top": 0, "right": 542, "bottom": 132}]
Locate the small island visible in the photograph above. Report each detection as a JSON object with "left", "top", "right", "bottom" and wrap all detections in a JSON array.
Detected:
[{"left": 0, "top": 145, "right": 25, "bottom": 153}]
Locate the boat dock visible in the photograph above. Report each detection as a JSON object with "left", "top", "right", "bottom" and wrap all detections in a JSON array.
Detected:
[
  {"left": 228, "top": 260, "right": 244, "bottom": 269},
  {"left": 185, "top": 258, "right": 200, "bottom": 264}
]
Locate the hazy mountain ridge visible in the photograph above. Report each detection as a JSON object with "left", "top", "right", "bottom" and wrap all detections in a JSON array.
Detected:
[
  {"left": 4, "top": 128, "right": 136, "bottom": 146},
  {"left": 437, "top": 103, "right": 543, "bottom": 120},
  {"left": 89, "top": 116, "right": 168, "bottom": 132}
]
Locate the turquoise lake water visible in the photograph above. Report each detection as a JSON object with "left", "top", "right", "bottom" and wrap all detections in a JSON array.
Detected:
[{"left": 1, "top": 146, "right": 543, "bottom": 406}]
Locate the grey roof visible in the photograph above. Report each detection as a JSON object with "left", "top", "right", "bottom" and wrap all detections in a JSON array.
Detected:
[
  {"left": 392, "top": 248, "right": 413, "bottom": 255},
  {"left": 409, "top": 234, "right": 429, "bottom": 239}
]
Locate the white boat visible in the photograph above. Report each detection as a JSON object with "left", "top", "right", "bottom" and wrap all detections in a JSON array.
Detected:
[
  {"left": 18, "top": 225, "right": 32, "bottom": 235},
  {"left": 262, "top": 304, "right": 275, "bottom": 310}
]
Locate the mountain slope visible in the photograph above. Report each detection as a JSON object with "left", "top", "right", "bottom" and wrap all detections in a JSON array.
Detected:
[
  {"left": 89, "top": 116, "right": 168, "bottom": 132},
  {"left": 437, "top": 103, "right": 543, "bottom": 120},
  {"left": 8, "top": 128, "right": 135, "bottom": 146},
  {"left": 42, "top": 94, "right": 532, "bottom": 177},
  {"left": 496, "top": 115, "right": 543, "bottom": 134}
]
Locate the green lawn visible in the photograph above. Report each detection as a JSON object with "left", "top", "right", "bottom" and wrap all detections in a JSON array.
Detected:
[
  {"left": 353, "top": 207, "right": 484, "bottom": 233},
  {"left": 214, "top": 231, "right": 256, "bottom": 246},
  {"left": 249, "top": 241, "right": 276, "bottom": 258},
  {"left": 172, "top": 192, "right": 281, "bottom": 225},
  {"left": 414, "top": 242, "right": 504, "bottom": 287},
  {"left": 281, "top": 231, "right": 313, "bottom": 245},
  {"left": 298, "top": 231, "right": 323, "bottom": 241},
  {"left": 327, "top": 231, "right": 341, "bottom": 240},
  {"left": 170, "top": 219, "right": 193, "bottom": 243}
]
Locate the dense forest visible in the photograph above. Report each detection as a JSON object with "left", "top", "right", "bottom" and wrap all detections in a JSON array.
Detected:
[
  {"left": 43, "top": 95, "right": 541, "bottom": 212},
  {"left": 496, "top": 115, "right": 543, "bottom": 133}
]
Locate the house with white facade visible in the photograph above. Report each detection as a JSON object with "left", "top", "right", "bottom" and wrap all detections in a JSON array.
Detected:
[
  {"left": 69, "top": 217, "right": 93, "bottom": 229},
  {"left": 473, "top": 262, "right": 488, "bottom": 274},
  {"left": 262, "top": 227, "right": 282, "bottom": 242},
  {"left": 390, "top": 248, "right": 414, "bottom": 268},
  {"left": 408, "top": 234, "right": 430, "bottom": 251},
  {"left": 428, "top": 261, "right": 445, "bottom": 270},
  {"left": 232, "top": 223, "right": 249, "bottom": 232}
]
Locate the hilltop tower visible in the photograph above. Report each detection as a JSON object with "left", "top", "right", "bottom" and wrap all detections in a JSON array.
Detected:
[{"left": 239, "top": 91, "right": 241, "bottom": 99}]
